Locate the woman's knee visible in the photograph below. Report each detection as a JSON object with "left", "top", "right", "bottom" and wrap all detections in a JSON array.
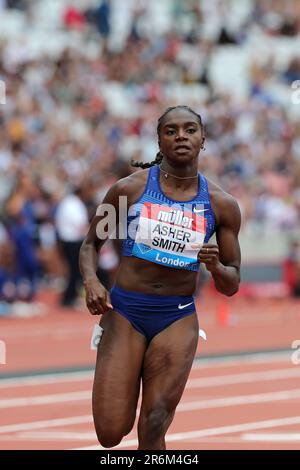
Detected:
[
  {"left": 96, "top": 432, "right": 122, "bottom": 449},
  {"left": 139, "top": 403, "right": 174, "bottom": 438},
  {"left": 94, "top": 421, "right": 123, "bottom": 448},
  {"left": 94, "top": 414, "right": 135, "bottom": 448}
]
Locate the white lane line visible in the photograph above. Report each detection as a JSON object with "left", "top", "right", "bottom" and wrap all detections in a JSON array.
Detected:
[
  {"left": 242, "top": 433, "right": 300, "bottom": 442},
  {"left": 0, "top": 389, "right": 300, "bottom": 433},
  {"left": 19, "top": 431, "right": 300, "bottom": 444},
  {"left": 188, "top": 367, "right": 300, "bottom": 388},
  {"left": 193, "top": 352, "right": 291, "bottom": 369},
  {"left": 2, "top": 383, "right": 300, "bottom": 410},
  {"left": 73, "top": 415, "right": 300, "bottom": 449},
  {"left": 0, "top": 415, "right": 92, "bottom": 434},
  {"left": 0, "top": 371, "right": 93, "bottom": 389},
  {"left": 15, "top": 431, "right": 98, "bottom": 441},
  {"left": 0, "top": 361, "right": 295, "bottom": 390},
  {"left": 177, "top": 388, "right": 300, "bottom": 411},
  {"left": 0, "top": 391, "right": 91, "bottom": 408},
  {"left": 0, "top": 352, "right": 292, "bottom": 389}
]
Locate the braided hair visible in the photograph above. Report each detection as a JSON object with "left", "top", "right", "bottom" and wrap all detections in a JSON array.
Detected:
[
  {"left": 131, "top": 105, "right": 205, "bottom": 169},
  {"left": 131, "top": 151, "right": 164, "bottom": 169}
]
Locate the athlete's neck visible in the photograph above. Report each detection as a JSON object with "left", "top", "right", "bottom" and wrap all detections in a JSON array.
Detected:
[
  {"left": 159, "top": 166, "right": 199, "bottom": 192},
  {"left": 159, "top": 162, "right": 198, "bottom": 179}
]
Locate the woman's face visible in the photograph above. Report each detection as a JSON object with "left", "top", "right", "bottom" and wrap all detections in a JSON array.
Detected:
[{"left": 158, "top": 109, "right": 204, "bottom": 166}]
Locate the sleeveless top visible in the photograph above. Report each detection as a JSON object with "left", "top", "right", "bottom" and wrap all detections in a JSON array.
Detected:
[{"left": 122, "top": 165, "right": 216, "bottom": 272}]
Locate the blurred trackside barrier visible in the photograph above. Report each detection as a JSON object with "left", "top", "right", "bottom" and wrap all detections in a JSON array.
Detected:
[
  {"left": 0, "top": 79, "right": 6, "bottom": 105},
  {"left": 0, "top": 340, "right": 6, "bottom": 365}
]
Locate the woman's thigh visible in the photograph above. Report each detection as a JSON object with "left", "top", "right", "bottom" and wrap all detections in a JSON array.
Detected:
[
  {"left": 139, "top": 313, "right": 199, "bottom": 416},
  {"left": 93, "top": 311, "right": 147, "bottom": 432}
]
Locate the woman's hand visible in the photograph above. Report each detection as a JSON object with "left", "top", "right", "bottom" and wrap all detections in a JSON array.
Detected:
[
  {"left": 84, "top": 278, "right": 113, "bottom": 316},
  {"left": 191, "top": 243, "right": 221, "bottom": 273}
]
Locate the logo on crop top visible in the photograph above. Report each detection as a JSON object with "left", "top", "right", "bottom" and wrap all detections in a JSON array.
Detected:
[{"left": 194, "top": 208, "right": 208, "bottom": 214}]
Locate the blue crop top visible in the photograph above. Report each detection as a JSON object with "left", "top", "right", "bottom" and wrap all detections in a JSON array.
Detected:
[{"left": 122, "top": 165, "right": 216, "bottom": 272}]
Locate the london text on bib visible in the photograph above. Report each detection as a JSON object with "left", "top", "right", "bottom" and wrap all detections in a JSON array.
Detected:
[{"left": 132, "top": 203, "right": 207, "bottom": 269}]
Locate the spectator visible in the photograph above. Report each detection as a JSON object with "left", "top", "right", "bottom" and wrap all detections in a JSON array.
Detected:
[{"left": 54, "top": 187, "right": 89, "bottom": 307}]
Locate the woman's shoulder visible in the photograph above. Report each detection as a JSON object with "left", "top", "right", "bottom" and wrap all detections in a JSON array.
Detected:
[
  {"left": 205, "top": 176, "right": 236, "bottom": 204},
  {"left": 116, "top": 168, "right": 149, "bottom": 192},
  {"left": 105, "top": 168, "right": 150, "bottom": 205},
  {"left": 205, "top": 176, "right": 240, "bottom": 225},
  {"left": 119, "top": 168, "right": 149, "bottom": 186}
]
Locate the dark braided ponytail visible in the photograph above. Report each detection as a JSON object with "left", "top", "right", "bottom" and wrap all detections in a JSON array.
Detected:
[
  {"left": 131, "top": 151, "right": 163, "bottom": 169},
  {"left": 130, "top": 105, "right": 205, "bottom": 169}
]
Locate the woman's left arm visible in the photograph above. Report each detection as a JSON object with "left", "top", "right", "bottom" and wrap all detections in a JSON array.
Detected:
[{"left": 195, "top": 195, "right": 241, "bottom": 296}]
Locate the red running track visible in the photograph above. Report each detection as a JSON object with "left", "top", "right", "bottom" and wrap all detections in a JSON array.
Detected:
[
  {"left": 1, "top": 292, "right": 300, "bottom": 449},
  {"left": 1, "top": 290, "right": 300, "bottom": 374},
  {"left": 1, "top": 354, "right": 300, "bottom": 450}
]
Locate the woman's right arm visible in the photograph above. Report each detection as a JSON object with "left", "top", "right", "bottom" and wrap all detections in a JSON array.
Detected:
[{"left": 79, "top": 183, "right": 122, "bottom": 316}]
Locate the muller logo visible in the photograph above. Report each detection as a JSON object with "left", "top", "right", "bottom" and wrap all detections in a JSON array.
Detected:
[{"left": 157, "top": 209, "right": 193, "bottom": 228}]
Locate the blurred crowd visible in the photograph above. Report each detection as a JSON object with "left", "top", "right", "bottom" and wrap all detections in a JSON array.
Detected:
[{"left": 1, "top": 0, "right": 300, "bottom": 309}]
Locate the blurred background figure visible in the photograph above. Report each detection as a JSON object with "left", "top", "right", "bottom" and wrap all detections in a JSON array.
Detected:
[
  {"left": 0, "top": 218, "right": 15, "bottom": 314},
  {"left": 5, "top": 173, "right": 41, "bottom": 302},
  {"left": 284, "top": 240, "right": 300, "bottom": 298},
  {"left": 93, "top": 0, "right": 111, "bottom": 39},
  {"left": 54, "top": 185, "right": 89, "bottom": 307}
]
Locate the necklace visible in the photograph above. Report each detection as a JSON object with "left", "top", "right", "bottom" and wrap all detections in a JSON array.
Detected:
[{"left": 159, "top": 165, "right": 198, "bottom": 180}]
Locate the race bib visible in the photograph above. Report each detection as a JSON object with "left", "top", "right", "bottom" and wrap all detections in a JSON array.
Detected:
[{"left": 132, "top": 203, "right": 206, "bottom": 269}]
